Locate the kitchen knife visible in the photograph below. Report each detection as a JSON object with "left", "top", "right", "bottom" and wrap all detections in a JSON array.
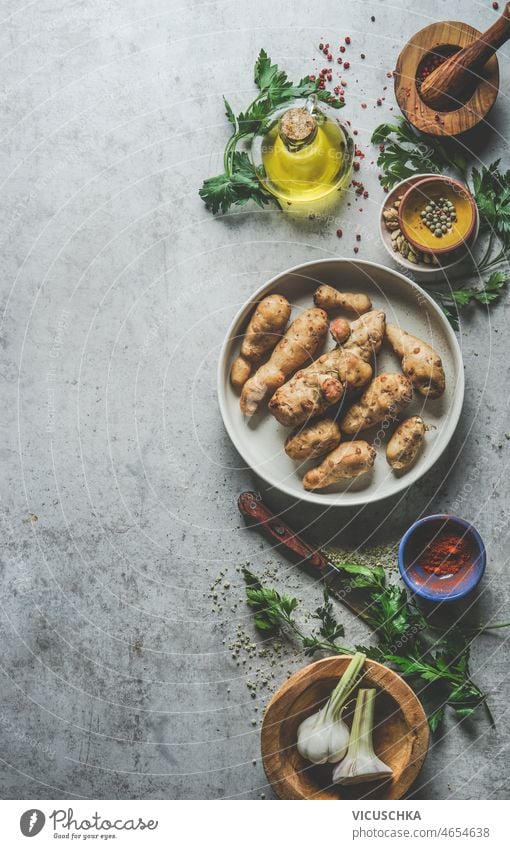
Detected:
[{"left": 238, "top": 491, "right": 370, "bottom": 622}]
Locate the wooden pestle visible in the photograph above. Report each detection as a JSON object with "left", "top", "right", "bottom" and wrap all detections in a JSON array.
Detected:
[{"left": 420, "top": 2, "right": 510, "bottom": 111}]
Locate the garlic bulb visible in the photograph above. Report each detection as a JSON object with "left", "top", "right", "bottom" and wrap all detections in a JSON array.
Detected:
[
  {"left": 297, "top": 652, "right": 365, "bottom": 765},
  {"left": 332, "top": 688, "right": 393, "bottom": 785}
]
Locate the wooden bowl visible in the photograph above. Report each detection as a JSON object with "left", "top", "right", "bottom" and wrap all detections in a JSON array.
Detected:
[
  {"left": 394, "top": 21, "right": 499, "bottom": 136},
  {"left": 398, "top": 175, "right": 477, "bottom": 256},
  {"left": 261, "top": 656, "right": 429, "bottom": 800}
]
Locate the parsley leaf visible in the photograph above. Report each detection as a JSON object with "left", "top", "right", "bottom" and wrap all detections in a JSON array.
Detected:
[
  {"left": 243, "top": 567, "right": 298, "bottom": 631},
  {"left": 436, "top": 270, "right": 509, "bottom": 328},
  {"left": 371, "top": 119, "right": 467, "bottom": 189},
  {"left": 199, "top": 152, "right": 277, "bottom": 214},
  {"left": 223, "top": 96, "right": 236, "bottom": 126},
  {"left": 472, "top": 160, "right": 510, "bottom": 238}
]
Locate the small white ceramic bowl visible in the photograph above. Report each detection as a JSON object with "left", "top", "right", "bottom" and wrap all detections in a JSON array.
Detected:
[{"left": 379, "top": 174, "right": 480, "bottom": 278}]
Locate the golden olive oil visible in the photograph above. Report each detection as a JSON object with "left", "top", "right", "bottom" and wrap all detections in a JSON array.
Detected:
[{"left": 250, "top": 99, "right": 353, "bottom": 213}]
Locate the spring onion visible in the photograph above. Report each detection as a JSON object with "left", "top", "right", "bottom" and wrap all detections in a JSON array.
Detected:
[
  {"left": 296, "top": 652, "right": 365, "bottom": 765},
  {"left": 332, "top": 688, "right": 393, "bottom": 784}
]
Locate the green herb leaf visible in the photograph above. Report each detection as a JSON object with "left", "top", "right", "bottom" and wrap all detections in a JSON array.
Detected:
[
  {"left": 254, "top": 48, "right": 285, "bottom": 91},
  {"left": 428, "top": 705, "right": 446, "bottom": 733},
  {"left": 223, "top": 96, "right": 236, "bottom": 126},
  {"left": 313, "top": 589, "right": 345, "bottom": 642},
  {"left": 371, "top": 118, "right": 465, "bottom": 189},
  {"left": 472, "top": 160, "right": 510, "bottom": 238},
  {"left": 326, "top": 557, "right": 385, "bottom": 589},
  {"left": 199, "top": 152, "right": 277, "bottom": 215}
]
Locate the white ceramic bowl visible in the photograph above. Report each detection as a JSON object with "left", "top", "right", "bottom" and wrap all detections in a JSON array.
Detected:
[
  {"left": 218, "top": 259, "right": 464, "bottom": 507},
  {"left": 379, "top": 174, "right": 480, "bottom": 278}
]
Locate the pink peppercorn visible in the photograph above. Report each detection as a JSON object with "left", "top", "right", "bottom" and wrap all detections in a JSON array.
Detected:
[
  {"left": 343, "top": 61, "right": 350, "bottom": 69},
  {"left": 336, "top": 228, "right": 343, "bottom": 238},
  {"left": 345, "top": 36, "right": 351, "bottom": 44},
  {"left": 340, "top": 45, "right": 346, "bottom": 53}
]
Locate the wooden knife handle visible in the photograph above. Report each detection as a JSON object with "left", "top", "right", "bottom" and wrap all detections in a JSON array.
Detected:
[{"left": 238, "top": 492, "right": 328, "bottom": 572}]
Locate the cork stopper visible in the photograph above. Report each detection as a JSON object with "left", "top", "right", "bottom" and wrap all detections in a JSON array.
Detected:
[{"left": 280, "top": 107, "right": 317, "bottom": 146}]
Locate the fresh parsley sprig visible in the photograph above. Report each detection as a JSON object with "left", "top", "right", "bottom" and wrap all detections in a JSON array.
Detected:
[
  {"left": 371, "top": 120, "right": 467, "bottom": 190},
  {"left": 244, "top": 559, "right": 509, "bottom": 731},
  {"left": 199, "top": 49, "right": 343, "bottom": 215},
  {"left": 244, "top": 568, "right": 351, "bottom": 656}
]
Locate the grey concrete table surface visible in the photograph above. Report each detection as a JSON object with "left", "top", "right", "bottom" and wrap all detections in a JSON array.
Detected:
[{"left": 0, "top": 0, "right": 509, "bottom": 800}]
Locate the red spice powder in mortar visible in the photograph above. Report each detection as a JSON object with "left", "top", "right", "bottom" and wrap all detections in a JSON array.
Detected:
[{"left": 421, "top": 531, "right": 471, "bottom": 575}]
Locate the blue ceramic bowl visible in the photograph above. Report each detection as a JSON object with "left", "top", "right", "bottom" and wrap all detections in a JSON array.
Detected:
[{"left": 398, "top": 514, "right": 486, "bottom": 603}]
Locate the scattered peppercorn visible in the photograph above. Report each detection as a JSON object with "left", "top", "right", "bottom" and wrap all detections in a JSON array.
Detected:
[
  {"left": 356, "top": 234, "right": 361, "bottom": 241},
  {"left": 377, "top": 98, "right": 382, "bottom": 106},
  {"left": 345, "top": 36, "right": 351, "bottom": 44},
  {"left": 493, "top": 1, "right": 499, "bottom": 8},
  {"left": 319, "top": 42, "right": 324, "bottom": 50},
  {"left": 340, "top": 45, "right": 346, "bottom": 53},
  {"left": 417, "top": 52, "right": 448, "bottom": 89},
  {"left": 337, "top": 57, "right": 343, "bottom": 64},
  {"left": 361, "top": 53, "right": 365, "bottom": 59},
  {"left": 361, "top": 102, "right": 367, "bottom": 108},
  {"left": 343, "top": 61, "right": 350, "bottom": 69},
  {"left": 336, "top": 228, "right": 343, "bottom": 238},
  {"left": 353, "top": 246, "right": 359, "bottom": 253},
  {"left": 371, "top": 15, "right": 375, "bottom": 22},
  {"left": 309, "top": 74, "right": 316, "bottom": 81},
  {"left": 353, "top": 161, "right": 360, "bottom": 171}
]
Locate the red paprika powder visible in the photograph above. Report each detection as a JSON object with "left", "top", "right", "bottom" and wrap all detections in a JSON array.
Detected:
[{"left": 422, "top": 530, "right": 471, "bottom": 575}]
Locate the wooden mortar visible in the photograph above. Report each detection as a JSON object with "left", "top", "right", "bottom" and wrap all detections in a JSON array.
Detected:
[
  {"left": 420, "top": 3, "right": 510, "bottom": 111},
  {"left": 394, "top": 16, "right": 502, "bottom": 136}
]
